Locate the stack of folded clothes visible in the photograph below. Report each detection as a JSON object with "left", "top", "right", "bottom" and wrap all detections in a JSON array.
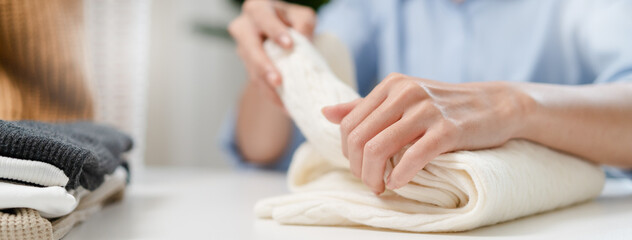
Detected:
[{"left": 0, "top": 120, "right": 133, "bottom": 240}]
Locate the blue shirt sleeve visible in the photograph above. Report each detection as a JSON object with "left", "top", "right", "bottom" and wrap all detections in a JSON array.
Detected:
[
  {"left": 316, "top": 0, "right": 379, "bottom": 96},
  {"left": 218, "top": 108, "right": 304, "bottom": 171},
  {"left": 577, "top": 0, "right": 632, "bottom": 84}
]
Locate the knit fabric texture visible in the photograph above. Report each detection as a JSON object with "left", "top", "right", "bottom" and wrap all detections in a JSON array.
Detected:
[
  {"left": 0, "top": 209, "right": 53, "bottom": 240},
  {"left": 0, "top": 120, "right": 133, "bottom": 190},
  {"left": 254, "top": 30, "right": 605, "bottom": 232},
  {"left": 0, "top": 156, "right": 69, "bottom": 187},
  {"left": 0, "top": 0, "right": 94, "bottom": 122},
  {"left": 0, "top": 167, "right": 127, "bottom": 240}
]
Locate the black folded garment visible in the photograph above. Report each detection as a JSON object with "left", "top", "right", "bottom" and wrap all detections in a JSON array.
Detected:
[{"left": 0, "top": 120, "right": 133, "bottom": 190}]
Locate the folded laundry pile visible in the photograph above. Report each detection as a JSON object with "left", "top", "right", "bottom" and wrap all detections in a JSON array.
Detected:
[
  {"left": 254, "top": 30, "right": 606, "bottom": 232},
  {"left": 0, "top": 120, "right": 132, "bottom": 240}
]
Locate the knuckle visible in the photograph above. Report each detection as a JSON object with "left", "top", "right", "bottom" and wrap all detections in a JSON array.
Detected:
[
  {"left": 347, "top": 130, "right": 366, "bottom": 150},
  {"left": 384, "top": 72, "right": 406, "bottom": 84},
  {"left": 402, "top": 146, "right": 419, "bottom": 160},
  {"left": 436, "top": 121, "right": 459, "bottom": 144},
  {"left": 422, "top": 100, "right": 437, "bottom": 111},
  {"left": 396, "top": 81, "right": 422, "bottom": 102},
  {"left": 439, "top": 119, "right": 457, "bottom": 133},
  {"left": 364, "top": 140, "right": 382, "bottom": 157},
  {"left": 418, "top": 99, "right": 437, "bottom": 113},
  {"left": 340, "top": 118, "right": 354, "bottom": 135},
  {"left": 402, "top": 81, "right": 421, "bottom": 94},
  {"left": 391, "top": 82, "right": 422, "bottom": 104}
]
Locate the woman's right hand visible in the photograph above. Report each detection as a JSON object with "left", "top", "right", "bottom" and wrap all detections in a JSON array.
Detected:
[{"left": 228, "top": 0, "right": 317, "bottom": 106}]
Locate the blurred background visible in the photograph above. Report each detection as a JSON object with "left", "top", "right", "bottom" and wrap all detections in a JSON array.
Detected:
[
  {"left": 145, "top": 0, "right": 245, "bottom": 168},
  {"left": 146, "top": 0, "right": 326, "bottom": 167}
]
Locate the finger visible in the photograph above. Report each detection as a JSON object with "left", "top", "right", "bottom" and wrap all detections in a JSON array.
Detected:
[
  {"left": 361, "top": 116, "right": 429, "bottom": 194},
  {"left": 284, "top": 4, "right": 317, "bottom": 39},
  {"left": 231, "top": 18, "right": 282, "bottom": 86},
  {"left": 272, "top": 1, "right": 292, "bottom": 26},
  {"left": 243, "top": 0, "right": 293, "bottom": 48},
  {"left": 349, "top": 97, "right": 406, "bottom": 181},
  {"left": 321, "top": 99, "right": 361, "bottom": 124},
  {"left": 339, "top": 88, "right": 388, "bottom": 160},
  {"left": 386, "top": 129, "right": 451, "bottom": 190},
  {"left": 339, "top": 73, "right": 409, "bottom": 159},
  {"left": 240, "top": 48, "right": 283, "bottom": 106}
]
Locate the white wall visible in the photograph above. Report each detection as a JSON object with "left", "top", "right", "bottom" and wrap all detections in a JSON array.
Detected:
[{"left": 145, "top": 0, "right": 246, "bottom": 167}]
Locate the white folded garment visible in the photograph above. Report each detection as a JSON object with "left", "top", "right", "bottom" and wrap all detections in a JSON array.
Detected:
[
  {"left": 0, "top": 156, "right": 79, "bottom": 218},
  {"left": 0, "top": 182, "right": 78, "bottom": 218},
  {"left": 254, "top": 30, "right": 606, "bottom": 232},
  {"left": 0, "top": 156, "right": 69, "bottom": 187},
  {"left": 0, "top": 167, "right": 126, "bottom": 218}
]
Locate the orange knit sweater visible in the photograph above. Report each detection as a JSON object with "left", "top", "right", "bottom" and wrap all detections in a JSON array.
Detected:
[{"left": 0, "top": 0, "right": 94, "bottom": 122}]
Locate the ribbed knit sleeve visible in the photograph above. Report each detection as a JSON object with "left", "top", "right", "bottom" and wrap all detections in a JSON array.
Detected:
[{"left": 0, "top": 0, "right": 94, "bottom": 122}]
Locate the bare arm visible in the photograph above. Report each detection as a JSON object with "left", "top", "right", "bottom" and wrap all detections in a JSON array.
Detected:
[
  {"left": 228, "top": 0, "right": 316, "bottom": 165},
  {"left": 518, "top": 82, "right": 632, "bottom": 168},
  {"left": 236, "top": 81, "right": 292, "bottom": 165}
]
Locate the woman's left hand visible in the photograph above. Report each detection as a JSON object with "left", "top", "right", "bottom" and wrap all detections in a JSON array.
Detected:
[{"left": 322, "top": 73, "right": 534, "bottom": 194}]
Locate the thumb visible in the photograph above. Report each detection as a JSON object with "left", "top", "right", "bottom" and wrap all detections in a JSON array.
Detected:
[{"left": 321, "top": 99, "right": 362, "bottom": 124}]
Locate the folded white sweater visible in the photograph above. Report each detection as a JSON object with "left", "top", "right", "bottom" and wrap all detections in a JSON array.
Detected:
[
  {"left": 0, "top": 182, "right": 77, "bottom": 218},
  {"left": 0, "top": 167, "right": 126, "bottom": 218},
  {"left": 254, "top": 30, "right": 606, "bottom": 232},
  {"left": 0, "top": 156, "right": 69, "bottom": 187}
]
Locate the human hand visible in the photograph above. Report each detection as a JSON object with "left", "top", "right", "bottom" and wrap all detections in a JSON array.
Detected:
[
  {"left": 228, "top": 0, "right": 317, "bottom": 106},
  {"left": 322, "top": 73, "right": 533, "bottom": 194}
]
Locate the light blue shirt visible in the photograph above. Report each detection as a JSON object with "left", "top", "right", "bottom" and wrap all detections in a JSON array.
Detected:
[{"left": 220, "top": 0, "right": 632, "bottom": 171}]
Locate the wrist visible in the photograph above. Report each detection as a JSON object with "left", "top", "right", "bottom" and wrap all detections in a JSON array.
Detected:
[{"left": 506, "top": 82, "right": 539, "bottom": 140}]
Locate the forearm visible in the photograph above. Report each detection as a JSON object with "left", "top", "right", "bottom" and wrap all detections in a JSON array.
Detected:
[
  {"left": 514, "top": 82, "right": 632, "bottom": 168},
  {"left": 236, "top": 81, "right": 292, "bottom": 165}
]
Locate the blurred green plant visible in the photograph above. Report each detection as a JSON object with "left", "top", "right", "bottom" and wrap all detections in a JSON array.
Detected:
[{"left": 194, "top": 0, "right": 328, "bottom": 42}]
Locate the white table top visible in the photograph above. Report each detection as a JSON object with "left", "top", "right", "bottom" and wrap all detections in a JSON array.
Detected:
[{"left": 64, "top": 167, "right": 632, "bottom": 240}]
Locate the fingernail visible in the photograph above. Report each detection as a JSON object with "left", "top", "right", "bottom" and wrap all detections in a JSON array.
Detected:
[
  {"left": 279, "top": 34, "right": 292, "bottom": 48},
  {"left": 321, "top": 107, "right": 328, "bottom": 116}
]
